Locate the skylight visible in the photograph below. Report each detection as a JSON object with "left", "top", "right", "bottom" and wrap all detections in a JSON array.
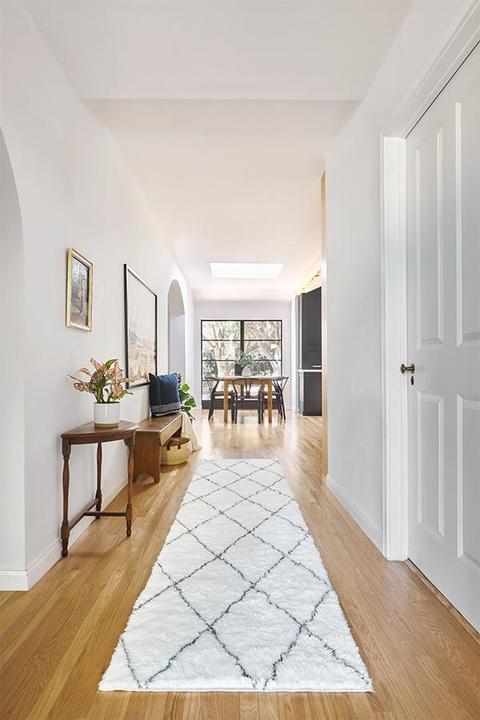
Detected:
[{"left": 210, "top": 263, "right": 283, "bottom": 279}]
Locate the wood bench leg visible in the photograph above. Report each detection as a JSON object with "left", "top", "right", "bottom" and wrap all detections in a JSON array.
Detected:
[
  {"left": 133, "top": 435, "right": 160, "bottom": 483},
  {"left": 134, "top": 415, "right": 183, "bottom": 484}
]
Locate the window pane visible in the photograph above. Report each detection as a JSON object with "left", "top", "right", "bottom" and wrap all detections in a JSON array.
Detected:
[
  {"left": 243, "top": 340, "right": 282, "bottom": 376},
  {"left": 267, "top": 360, "right": 282, "bottom": 376},
  {"left": 239, "top": 359, "right": 282, "bottom": 376},
  {"left": 202, "top": 339, "right": 240, "bottom": 361},
  {"left": 244, "top": 320, "right": 281, "bottom": 340},
  {"left": 202, "top": 380, "right": 211, "bottom": 400},
  {"left": 202, "top": 359, "right": 236, "bottom": 379},
  {"left": 202, "top": 320, "right": 241, "bottom": 340},
  {"left": 201, "top": 320, "right": 283, "bottom": 400},
  {"left": 244, "top": 340, "right": 282, "bottom": 360}
]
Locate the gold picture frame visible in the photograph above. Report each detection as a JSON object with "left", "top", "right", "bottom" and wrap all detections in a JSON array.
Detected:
[{"left": 66, "top": 248, "right": 93, "bottom": 331}]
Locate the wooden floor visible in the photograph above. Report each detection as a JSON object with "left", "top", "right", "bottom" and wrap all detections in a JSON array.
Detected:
[{"left": 1, "top": 411, "right": 479, "bottom": 720}]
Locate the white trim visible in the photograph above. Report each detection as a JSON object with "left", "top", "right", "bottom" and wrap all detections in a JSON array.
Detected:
[
  {"left": 380, "top": 2, "right": 479, "bottom": 563},
  {"left": 381, "top": 137, "right": 408, "bottom": 560},
  {"left": 0, "top": 570, "right": 29, "bottom": 591},
  {"left": 326, "top": 474, "right": 383, "bottom": 551},
  {"left": 386, "top": 2, "right": 480, "bottom": 137},
  {"left": 0, "top": 476, "right": 128, "bottom": 591}
]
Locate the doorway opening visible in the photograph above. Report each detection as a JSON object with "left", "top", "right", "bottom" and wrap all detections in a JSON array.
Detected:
[{"left": 167, "top": 279, "right": 186, "bottom": 381}]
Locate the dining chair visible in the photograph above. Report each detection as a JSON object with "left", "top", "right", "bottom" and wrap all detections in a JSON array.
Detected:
[
  {"left": 231, "top": 380, "right": 263, "bottom": 423},
  {"left": 258, "top": 377, "right": 288, "bottom": 422},
  {"left": 205, "top": 376, "right": 237, "bottom": 421}
]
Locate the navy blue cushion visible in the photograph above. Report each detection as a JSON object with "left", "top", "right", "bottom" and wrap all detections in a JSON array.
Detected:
[{"left": 149, "top": 373, "right": 181, "bottom": 417}]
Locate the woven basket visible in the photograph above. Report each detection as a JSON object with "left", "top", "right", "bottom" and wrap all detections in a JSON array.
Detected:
[{"left": 161, "top": 439, "right": 192, "bottom": 466}]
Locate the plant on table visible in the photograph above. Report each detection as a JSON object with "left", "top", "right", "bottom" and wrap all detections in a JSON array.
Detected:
[
  {"left": 236, "top": 350, "right": 272, "bottom": 375},
  {"left": 69, "top": 357, "right": 132, "bottom": 426},
  {"left": 237, "top": 350, "right": 257, "bottom": 369}
]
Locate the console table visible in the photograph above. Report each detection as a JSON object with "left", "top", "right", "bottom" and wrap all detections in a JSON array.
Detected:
[{"left": 60, "top": 421, "right": 138, "bottom": 557}]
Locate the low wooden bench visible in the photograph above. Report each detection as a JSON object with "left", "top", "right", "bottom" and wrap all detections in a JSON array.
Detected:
[{"left": 134, "top": 413, "right": 186, "bottom": 483}]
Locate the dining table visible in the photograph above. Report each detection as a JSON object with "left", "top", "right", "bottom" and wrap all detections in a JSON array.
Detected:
[{"left": 210, "top": 375, "right": 286, "bottom": 423}]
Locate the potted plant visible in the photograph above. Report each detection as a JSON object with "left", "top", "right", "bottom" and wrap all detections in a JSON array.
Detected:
[
  {"left": 236, "top": 350, "right": 258, "bottom": 376},
  {"left": 69, "top": 357, "right": 132, "bottom": 427},
  {"left": 179, "top": 382, "right": 197, "bottom": 420}
]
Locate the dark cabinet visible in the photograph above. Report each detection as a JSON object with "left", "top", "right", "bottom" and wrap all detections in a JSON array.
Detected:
[
  {"left": 297, "top": 287, "right": 322, "bottom": 416},
  {"left": 298, "top": 370, "right": 322, "bottom": 415},
  {"left": 301, "top": 286, "right": 321, "bottom": 369}
]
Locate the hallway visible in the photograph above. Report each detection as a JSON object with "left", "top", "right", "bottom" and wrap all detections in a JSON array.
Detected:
[{"left": 1, "top": 412, "right": 478, "bottom": 720}]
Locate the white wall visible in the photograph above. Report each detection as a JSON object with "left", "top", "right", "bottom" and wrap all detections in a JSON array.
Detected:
[
  {"left": 325, "top": 0, "right": 473, "bottom": 548},
  {"left": 0, "top": 132, "right": 27, "bottom": 585},
  {"left": 0, "top": 3, "right": 194, "bottom": 587},
  {"left": 194, "top": 300, "right": 293, "bottom": 409}
]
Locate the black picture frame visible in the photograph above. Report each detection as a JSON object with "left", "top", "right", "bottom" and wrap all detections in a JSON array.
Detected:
[{"left": 124, "top": 264, "right": 158, "bottom": 388}]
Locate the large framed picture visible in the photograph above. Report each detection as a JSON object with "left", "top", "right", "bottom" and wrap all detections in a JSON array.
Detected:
[
  {"left": 66, "top": 248, "right": 93, "bottom": 331},
  {"left": 124, "top": 265, "right": 157, "bottom": 387}
]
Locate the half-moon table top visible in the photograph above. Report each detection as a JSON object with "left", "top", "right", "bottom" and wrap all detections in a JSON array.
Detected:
[{"left": 61, "top": 420, "right": 138, "bottom": 443}]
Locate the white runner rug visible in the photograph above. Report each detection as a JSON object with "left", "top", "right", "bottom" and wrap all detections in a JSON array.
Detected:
[{"left": 100, "top": 458, "right": 372, "bottom": 692}]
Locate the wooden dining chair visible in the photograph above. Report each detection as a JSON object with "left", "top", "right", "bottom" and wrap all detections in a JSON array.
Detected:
[
  {"left": 259, "top": 377, "right": 288, "bottom": 422},
  {"left": 231, "top": 380, "right": 263, "bottom": 423},
  {"left": 205, "top": 376, "right": 237, "bottom": 421}
]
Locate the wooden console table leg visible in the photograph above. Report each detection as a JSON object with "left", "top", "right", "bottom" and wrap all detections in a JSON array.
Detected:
[
  {"left": 61, "top": 439, "right": 71, "bottom": 557},
  {"left": 125, "top": 437, "right": 134, "bottom": 537},
  {"left": 95, "top": 442, "right": 102, "bottom": 518}
]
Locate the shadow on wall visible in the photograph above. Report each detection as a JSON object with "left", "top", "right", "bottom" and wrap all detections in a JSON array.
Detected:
[{"left": 168, "top": 279, "right": 186, "bottom": 380}]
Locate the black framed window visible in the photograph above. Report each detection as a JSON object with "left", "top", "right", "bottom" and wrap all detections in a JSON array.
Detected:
[{"left": 201, "top": 320, "right": 282, "bottom": 401}]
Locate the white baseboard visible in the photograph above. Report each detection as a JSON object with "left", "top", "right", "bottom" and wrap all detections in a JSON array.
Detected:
[
  {"left": 0, "top": 570, "right": 29, "bottom": 591},
  {"left": 0, "top": 476, "right": 127, "bottom": 592},
  {"left": 326, "top": 474, "right": 383, "bottom": 551}
]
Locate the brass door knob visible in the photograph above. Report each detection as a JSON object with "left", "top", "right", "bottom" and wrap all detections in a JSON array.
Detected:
[{"left": 400, "top": 363, "right": 415, "bottom": 374}]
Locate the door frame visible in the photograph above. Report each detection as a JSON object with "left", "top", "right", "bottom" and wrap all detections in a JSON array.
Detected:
[{"left": 381, "top": 3, "right": 480, "bottom": 560}]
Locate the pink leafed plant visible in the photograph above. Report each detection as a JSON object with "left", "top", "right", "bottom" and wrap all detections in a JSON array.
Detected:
[{"left": 69, "top": 357, "right": 132, "bottom": 404}]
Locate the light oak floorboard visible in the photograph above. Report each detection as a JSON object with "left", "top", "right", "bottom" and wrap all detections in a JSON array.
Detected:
[{"left": 0, "top": 411, "right": 478, "bottom": 720}]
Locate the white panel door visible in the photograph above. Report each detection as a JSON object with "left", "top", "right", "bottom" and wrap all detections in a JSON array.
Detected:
[{"left": 407, "top": 45, "right": 480, "bottom": 630}]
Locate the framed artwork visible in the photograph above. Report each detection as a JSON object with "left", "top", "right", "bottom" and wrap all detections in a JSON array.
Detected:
[
  {"left": 66, "top": 248, "right": 93, "bottom": 331},
  {"left": 124, "top": 265, "right": 158, "bottom": 387}
]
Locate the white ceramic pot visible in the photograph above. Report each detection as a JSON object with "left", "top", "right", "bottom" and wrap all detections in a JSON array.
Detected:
[
  {"left": 242, "top": 366, "right": 252, "bottom": 376},
  {"left": 94, "top": 402, "right": 120, "bottom": 428}
]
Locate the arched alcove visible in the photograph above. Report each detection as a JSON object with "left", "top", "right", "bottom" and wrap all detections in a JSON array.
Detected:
[
  {"left": 167, "top": 279, "right": 186, "bottom": 381},
  {"left": 0, "top": 131, "right": 26, "bottom": 580}
]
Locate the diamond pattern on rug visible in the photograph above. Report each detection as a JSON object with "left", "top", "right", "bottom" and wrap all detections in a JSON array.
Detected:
[
  {"left": 175, "top": 499, "right": 218, "bottom": 529},
  {"left": 178, "top": 559, "right": 249, "bottom": 625},
  {"left": 253, "top": 515, "right": 305, "bottom": 553},
  {"left": 257, "top": 558, "right": 327, "bottom": 623},
  {"left": 222, "top": 533, "right": 282, "bottom": 583},
  {"left": 224, "top": 498, "right": 271, "bottom": 530},
  {"left": 160, "top": 534, "right": 214, "bottom": 581},
  {"left": 100, "top": 458, "right": 372, "bottom": 692}
]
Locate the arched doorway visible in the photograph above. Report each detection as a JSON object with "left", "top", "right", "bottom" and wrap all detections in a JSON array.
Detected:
[
  {"left": 167, "top": 279, "right": 186, "bottom": 381},
  {"left": 0, "top": 131, "right": 26, "bottom": 581}
]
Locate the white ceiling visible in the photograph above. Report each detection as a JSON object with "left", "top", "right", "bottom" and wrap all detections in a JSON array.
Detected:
[
  {"left": 26, "top": 0, "right": 412, "bottom": 300},
  {"left": 92, "top": 99, "right": 353, "bottom": 300}
]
